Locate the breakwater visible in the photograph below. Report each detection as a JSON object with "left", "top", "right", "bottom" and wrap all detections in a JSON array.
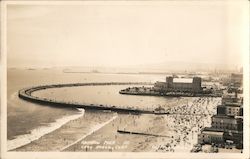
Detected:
[{"left": 18, "top": 82, "right": 154, "bottom": 114}]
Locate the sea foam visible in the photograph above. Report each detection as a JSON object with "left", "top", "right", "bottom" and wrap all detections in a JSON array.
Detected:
[{"left": 7, "top": 108, "right": 85, "bottom": 151}]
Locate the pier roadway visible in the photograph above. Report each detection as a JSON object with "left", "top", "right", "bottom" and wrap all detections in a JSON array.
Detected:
[
  {"left": 18, "top": 82, "right": 214, "bottom": 116},
  {"left": 18, "top": 82, "right": 155, "bottom": 114}
]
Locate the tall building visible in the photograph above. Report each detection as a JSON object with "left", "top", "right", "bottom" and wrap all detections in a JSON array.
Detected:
[
  {"left": 198, "top": 92, "right": 243, "bottom": 148},
  {"left": 154, "top": 76, "right": 202, "bottom": 93},
  {"left": 217, "top": 104, "right": 243, "bottom": 117},
  {"left": 211, "top": 115, "right": 243, "bottom": 131}
]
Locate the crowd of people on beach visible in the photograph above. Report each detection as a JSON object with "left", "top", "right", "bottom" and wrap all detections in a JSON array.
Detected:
[
  {"left": 28, "top": 96, "right": 220, "bottom": 152},
  {"left": 154, "top": 97, "right": 221, "bottom": 152},
  {"left": 95, "top": 97, "right": 221, "bottom": 152}
]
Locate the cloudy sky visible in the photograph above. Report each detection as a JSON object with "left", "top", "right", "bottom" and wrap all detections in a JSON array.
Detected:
[{"left": 7, "top": 1, "right": 246, "bottom": 70}]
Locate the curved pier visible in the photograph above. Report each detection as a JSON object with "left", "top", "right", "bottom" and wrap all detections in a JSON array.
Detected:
[
  {"left": 18, "top": 82, "right": 154, "bottom": 114},
  {"left": 18, "top": 82, "right": 217, "bottom": 115}
]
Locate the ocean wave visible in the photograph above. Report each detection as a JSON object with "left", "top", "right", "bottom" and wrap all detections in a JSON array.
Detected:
[{"left": 7, "top": 108, "right": 85, "bottom": 151}]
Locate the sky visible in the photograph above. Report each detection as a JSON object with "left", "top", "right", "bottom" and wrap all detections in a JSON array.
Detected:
[{"left": 6, "top": 1, "right": 247, "bottom": 71}]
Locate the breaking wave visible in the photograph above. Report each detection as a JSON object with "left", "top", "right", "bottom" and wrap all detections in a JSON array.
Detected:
[{"left": 7, "top": 108, "right": 85, "bottom": 151}]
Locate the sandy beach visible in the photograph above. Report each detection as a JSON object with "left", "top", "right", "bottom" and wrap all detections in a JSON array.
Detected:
[
  {"left": 13, "top": 110, "right": 117, "bottom": 151},
  {"left": 10, "top": 93, "right": 221, "bottom": 152},
  {"left": 6, "top": 2, "right": 246, "bottom": 156},
  {"left": 9, "top": 69, "right": 222, "bottom": 152},
  {"left": 62, "top": 97, "right": 220, "bottom": 152}
]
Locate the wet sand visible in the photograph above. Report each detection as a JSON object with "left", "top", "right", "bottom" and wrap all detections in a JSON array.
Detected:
[
  {"left": 63, "top": 97, "right": 220, "bottom": 152},
  {"left": 63, "top": 113, "right": 166, "bottom": 152},
  {"left": 7, "top": 69, "right": 226, "bottom": 153},
  {"left": 13, "top": 111, "right": 116, "bottom": 151},
  {"left": 11, "top": 97, "right": 220, "bottom": 152},
  {"left": 7, "top": 69, "right": 166, "bottom": 141}
]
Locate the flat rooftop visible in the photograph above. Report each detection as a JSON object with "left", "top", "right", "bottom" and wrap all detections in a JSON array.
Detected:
[
  {"left": 201, "top": 131, "right": 224, "bottom": 136},
  {"left": 173, "top": 78, "right": 193, "bottom": 83},
  {"left": 218, "top": 104, "right": 242, "bottom": 107},
  {"left": 212, "top": 115, "right": 236, "bottom": 119}
]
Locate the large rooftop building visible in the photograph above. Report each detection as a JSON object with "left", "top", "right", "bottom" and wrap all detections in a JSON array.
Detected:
[{"left": 154, "top": 76, "right": 202, "bottom": 93}]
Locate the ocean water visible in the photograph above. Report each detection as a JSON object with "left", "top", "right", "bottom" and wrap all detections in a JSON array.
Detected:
[
  {"left": 8, "top": 108, "right": 85, "bottom": 151},
  {"left": 7, "top": 68, "right": 167, "bottom": 149},
  {"left": 7, "top": 68, "right": 218, "bottom": 151},
  {"left": 32, "top": 85, "right": 191, "bottom": 110}
]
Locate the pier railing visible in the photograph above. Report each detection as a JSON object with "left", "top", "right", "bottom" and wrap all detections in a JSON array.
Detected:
[
  {"left": 18, "top": 82, "right": 154, "bottom": 114},
  {"left": 18, "top": 82, "right": 218, "bottom": 115}
]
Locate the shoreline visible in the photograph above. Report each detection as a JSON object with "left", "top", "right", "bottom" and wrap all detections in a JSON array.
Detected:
[
  {"left": 8, "top": 108, "right": 85, "bottom": 151},
  {"left": 13, "top": 111, "right": 117, "bottom": 151},
  {"left": 9, "top": 97, "right": 221, "bottom": 152},
  {"left": 63, "top": 97, "right": 220, "bottom": 152}
]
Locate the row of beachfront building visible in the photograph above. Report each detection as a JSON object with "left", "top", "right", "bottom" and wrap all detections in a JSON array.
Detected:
[{"left": 198, "top": 73, "right": 243, "bottom": 149}]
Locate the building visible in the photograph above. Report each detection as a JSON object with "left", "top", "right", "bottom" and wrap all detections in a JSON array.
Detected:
[
  {"left": 221, "top": 94, "right": 243, "bottom": 105},
  {"left": 153, "top": 82, "right": 168, "bottom": 92},
  {"left": 223, "top": 130, "right": 243, "bottom": 147},
  {"left": 211, "top": 115, "right": 243, "bottom": 131},
  {"left": 230, "top": 73, "right": 243, "bottom": 87},
  {"left": 198, "top": 127, "right": 243, "bottom": 146},
  {"left": 228, "top": 73, "right": 243, "bottom": 93},
  {"left": 153, "top": 76, "right": 202, "bottom": 93},
  {"left": 217, "top": 104, "right": 243, "bottom": 117},
  {"left": 219, "top": 93, "right": 243, "bottom": 116},
  {"left": 198, "top": 129, "right": 224, "bottom": 144},
  {"left": 197, "top": 78, "right": 243, "bottom": 149}
]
